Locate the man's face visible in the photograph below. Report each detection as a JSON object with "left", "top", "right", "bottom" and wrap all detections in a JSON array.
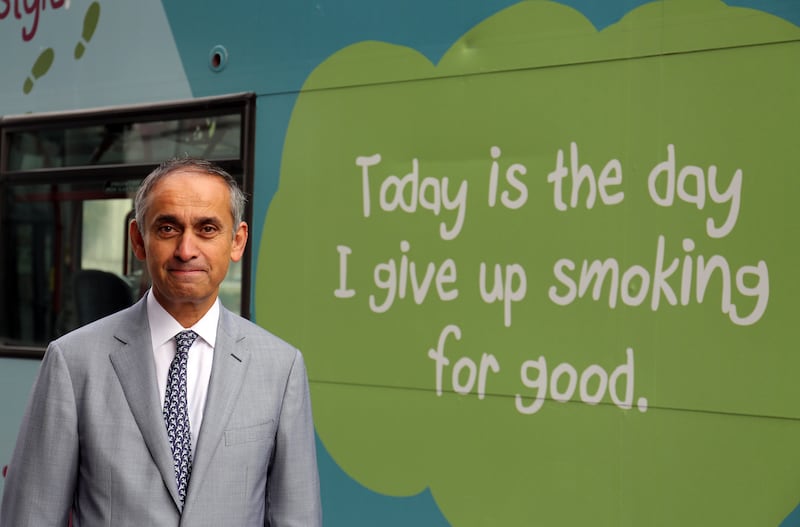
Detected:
[{"left": 130, "top": 170, "right": 247, "bottom": 323}]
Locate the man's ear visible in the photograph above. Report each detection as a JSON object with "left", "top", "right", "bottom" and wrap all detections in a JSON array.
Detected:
[
  {"left": 230, "top": 221, "right": 248, "bottom": 263},
  {"left": 129, "top": 220, "right": 147, "bottom": 261}
]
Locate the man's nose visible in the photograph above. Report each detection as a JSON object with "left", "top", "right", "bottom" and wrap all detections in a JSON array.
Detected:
[{"left": 174, "top": 233, "right": 199, "bottom": 261}]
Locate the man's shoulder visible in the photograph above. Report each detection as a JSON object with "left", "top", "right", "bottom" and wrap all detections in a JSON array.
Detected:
[
  {"left": 219, "top": 308, "right": 299, "bottom": 358},
  {"left": 58, "top": 301, "right": 141, "bottom": 342},
  {"left": 43, "top": 302, "right": 143, "bottom": 371}
]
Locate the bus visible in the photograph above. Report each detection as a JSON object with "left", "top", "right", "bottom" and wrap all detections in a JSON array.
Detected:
[{"left": 1, "top": 1, "right": 799, "bottom": 525}]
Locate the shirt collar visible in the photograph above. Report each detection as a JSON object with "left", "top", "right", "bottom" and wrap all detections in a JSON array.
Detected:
[{"left": 146, "top": 289, "right": 220, "bottom": 349}]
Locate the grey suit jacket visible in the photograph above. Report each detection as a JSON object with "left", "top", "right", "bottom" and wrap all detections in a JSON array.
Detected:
[{"left": 0, "top": 297, "right": 321, "bottom": 526}]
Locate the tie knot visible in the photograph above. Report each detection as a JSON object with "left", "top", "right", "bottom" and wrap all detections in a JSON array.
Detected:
[{"left": 175, "top": 330, "right": 199, "bottom": 353}]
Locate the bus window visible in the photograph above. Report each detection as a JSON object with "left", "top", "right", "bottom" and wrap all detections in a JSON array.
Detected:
[
  {"left": 6, "top": 114, "right": 242, "bottom": 171},
  {"left": 0, "top": 94, "right": 255, "bottom": 357},
  {"left": 1, "top": 181, "right": 139, "bottom": 346}
]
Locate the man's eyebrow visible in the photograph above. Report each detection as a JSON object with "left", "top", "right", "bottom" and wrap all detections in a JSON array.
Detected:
[
  {"left": 153, "top": 214, "right": 181, "bottom": 225},
  {"left": 193, "top": 216, "right": 224, "bottom": 227},
  {"left": 152, "top": 215, "right": 223, "bottom": 226}
]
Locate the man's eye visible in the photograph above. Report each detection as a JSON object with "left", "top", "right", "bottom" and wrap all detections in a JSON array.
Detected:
[
  {"left": 201, "top": 225, "right": 218, "bottom": 234},
  {"left": 158, "top": 225, "right": 176, "bottom": 234}
]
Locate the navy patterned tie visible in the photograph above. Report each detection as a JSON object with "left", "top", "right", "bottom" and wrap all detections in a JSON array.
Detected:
[{"left": 164, "top": 330, "right": 198, "bottom": 507}]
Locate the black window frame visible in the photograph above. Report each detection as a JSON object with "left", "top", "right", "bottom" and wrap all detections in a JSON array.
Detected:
[{"left": 0, "top": 92, "right": 256, "bottom": 358}]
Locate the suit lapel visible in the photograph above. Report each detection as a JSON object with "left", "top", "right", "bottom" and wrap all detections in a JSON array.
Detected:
[
  {"left": 185, "top": 308, "right": 250, "bottom": 510},
  {"left": 108, "top": 298, "right": 182, "bottom": 509}
]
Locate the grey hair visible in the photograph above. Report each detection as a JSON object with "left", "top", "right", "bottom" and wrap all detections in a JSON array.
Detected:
[{"left": 134, "top": 157, "right": 246, "bottom": 237}]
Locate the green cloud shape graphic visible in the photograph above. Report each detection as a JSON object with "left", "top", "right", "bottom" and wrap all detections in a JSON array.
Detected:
[{"left": 258, "top": 1, "right": 800, "bottom": 525}]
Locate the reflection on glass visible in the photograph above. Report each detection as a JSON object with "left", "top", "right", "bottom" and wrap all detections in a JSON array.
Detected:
[
  {"left": 6, "top": 113, "right": 241, "bottom": 171},
  {"left": 82, "top": 199, "right": 132, "bottom": 273}
]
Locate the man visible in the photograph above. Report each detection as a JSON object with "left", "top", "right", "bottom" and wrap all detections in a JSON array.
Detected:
[{"left": 0, "top": 158, "right": 322, "bottom": 526}]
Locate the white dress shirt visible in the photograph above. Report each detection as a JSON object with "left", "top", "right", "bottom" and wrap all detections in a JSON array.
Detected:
[{"left": 146, "top": 290, "right": 218, "bottom": 454}]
